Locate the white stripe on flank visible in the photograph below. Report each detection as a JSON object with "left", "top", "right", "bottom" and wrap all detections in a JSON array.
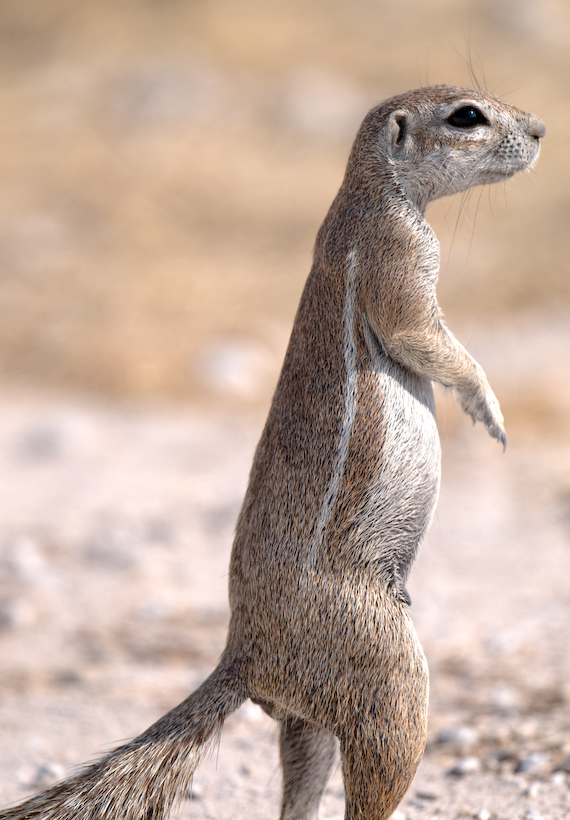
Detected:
[{"left": 306, "top": 248, "right": 359, "bottom": 569}]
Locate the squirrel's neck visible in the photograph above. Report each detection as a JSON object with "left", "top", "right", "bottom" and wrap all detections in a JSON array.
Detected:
[
  {"left": 391, "top": 170, "right": 433, "bottom": 216},
  {"left": 352, "top": 172, "right": 437, "bottom": 262},
  {"left": 314, "top": 166, "right": 439, "bottom": 300}
]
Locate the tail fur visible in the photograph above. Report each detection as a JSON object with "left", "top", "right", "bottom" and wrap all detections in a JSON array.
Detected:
[{"left": 0, "top": 662, "right": 246, "bottom": 820}]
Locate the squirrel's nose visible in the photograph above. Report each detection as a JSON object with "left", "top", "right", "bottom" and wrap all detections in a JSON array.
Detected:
[{"left": 527, "top": 115, "right": 546, "bottom": 139}]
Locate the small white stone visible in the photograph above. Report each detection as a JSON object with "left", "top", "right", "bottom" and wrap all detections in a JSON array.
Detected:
[
  {"left": 523, "top": 781, "right": 540, "bottom": 798},
  {"left": 239, "top": 700, "right": 264, "bottom": 722},
  {"left": 31, "top": 762, "right": 65, "bottom": 788},
  {"left": 415, "top": 787, "right": 440, "bottom": 800},
  {"left": 448, "top": 756, "right": 481, "bottom": 776},
  {"left": 437, "top": 725, "right": 478, "bottom": 752},
  {"left": 523, "top": 809, "right": 544, "bottom": 820},
  {"left": 187, "top": 780, "right": 204, "bottom": 800},
  {"left": 516, "top": 751, "right": 549, "bottom": 775},
  {"left": 490, "top": 683, "right": 521, "bottom": 715},
  {"left": 476, "top": 810, "right": 491, "bottom": 820},
  {"left": 5, "top": 537, "right": 46, "bottom": 585}
]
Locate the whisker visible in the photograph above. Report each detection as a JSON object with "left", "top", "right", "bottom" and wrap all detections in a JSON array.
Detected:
[{"left": 467, "top": 185, "right": 486, "bottom": 258}]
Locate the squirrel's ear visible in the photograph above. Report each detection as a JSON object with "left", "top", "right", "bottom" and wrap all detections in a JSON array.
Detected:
[{"left": 386, "top": 110, "right": 408, "bottom": 152}]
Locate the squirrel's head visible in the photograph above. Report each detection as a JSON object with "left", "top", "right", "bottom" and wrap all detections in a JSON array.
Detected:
[{"left": 352, "top": 85, "right": 545, "bottom": 213}]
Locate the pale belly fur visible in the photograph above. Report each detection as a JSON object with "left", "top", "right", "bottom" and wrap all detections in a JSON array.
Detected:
[{"left": 351, "top": 346, "right": 441, "bottom": 585}]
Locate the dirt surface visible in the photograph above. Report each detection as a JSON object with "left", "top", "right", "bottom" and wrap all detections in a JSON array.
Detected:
[{"left": 0, "top": 362, "right": 569, "bottom": 819}]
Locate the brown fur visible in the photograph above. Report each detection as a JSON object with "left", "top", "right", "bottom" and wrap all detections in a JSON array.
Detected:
[{"left": 0, "top": 86, "right": 544, "bottom": 820}]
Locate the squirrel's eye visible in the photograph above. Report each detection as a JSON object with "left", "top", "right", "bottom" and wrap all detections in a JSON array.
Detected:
[{"left": 447, "top": 106, "right": 488, "bottom": 128}]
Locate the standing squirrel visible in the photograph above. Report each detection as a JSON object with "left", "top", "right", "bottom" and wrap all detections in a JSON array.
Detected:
[{"left": 0, "top": 85, "right": 544, "bottom": 820}]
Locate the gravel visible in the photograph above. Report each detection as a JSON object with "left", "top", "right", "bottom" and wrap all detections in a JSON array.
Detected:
[{"left": 0, "top": 390, "right": 569, "bottom": 819}]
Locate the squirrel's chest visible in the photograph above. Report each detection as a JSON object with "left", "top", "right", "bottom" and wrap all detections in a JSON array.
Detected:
[
  {"left": 367, "top": 352, "right": 441, "bottom": 518},
  {"left": 320, "top": 340, "right": 441, "bottom": 577}
]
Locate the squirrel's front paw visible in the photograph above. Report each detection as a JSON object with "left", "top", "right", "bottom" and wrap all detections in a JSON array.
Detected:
[
  {"left": 459, "top": 386, "right": 507, "bottom": 451},
  {"left": 486, "top": 415, "right": 507, "bottom": 451}
]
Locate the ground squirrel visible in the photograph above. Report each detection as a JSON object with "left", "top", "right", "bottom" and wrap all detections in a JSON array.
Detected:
[{"left": 0, "top": 85, "right": 544, "bottom": 820}]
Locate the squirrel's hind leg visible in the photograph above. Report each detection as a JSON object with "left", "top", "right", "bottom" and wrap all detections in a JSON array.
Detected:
[
  {"left": 339, "top": 613, "right": 429, "bottom": 820},
  {"left": 279, "top": 717, "right": 337, "bottom": 820}
]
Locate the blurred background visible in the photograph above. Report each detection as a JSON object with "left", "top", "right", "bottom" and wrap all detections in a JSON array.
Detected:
[
  {"left": 1, "top": 0, "right": 570, "bottom": 813},
  {"left": 0, "top": 0, "right": 567, "bottom": 409}
]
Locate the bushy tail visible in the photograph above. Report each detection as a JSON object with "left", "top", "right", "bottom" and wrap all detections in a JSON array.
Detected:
[{"left": 0, "top": 662, "right": 246, "bottom": 820}]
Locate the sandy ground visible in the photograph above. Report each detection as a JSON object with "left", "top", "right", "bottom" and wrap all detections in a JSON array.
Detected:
[{"left": 0, "top": 360, "right": 569, "bottom": 819}]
